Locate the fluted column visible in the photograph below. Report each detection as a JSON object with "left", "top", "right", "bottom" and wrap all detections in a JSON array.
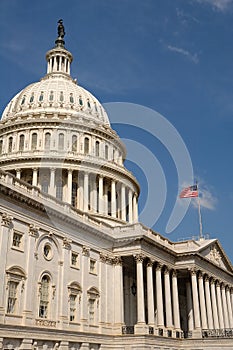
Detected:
[
  {"left": 216, "top": 281, "right": 224, "bottom": 329},
  {"left": 78, "top": 173, "right": 83, "bottom": 211},
  {"left": 226, "top": 286, "right": 233, "bottom": 328},
  {"left": 210, "top": 279, "right": 219, "bottom": 329},
  {"left": 114, "top": 257, "right": 124, "bottom": 325},
  {"left": 83, "top": 172, "right": 89, "bottom": 212},
  {"left": 49, "top": 168, "right": 56, "bottom": 197},
  {"left": 204, "top": 276, "right": 213, "bottom": 329},
  {"left": 98, "top": 176, "right": 103, "bottom": 214},
  {"left": 147, "top": 260, "right": 155, "bottom": 326},
  {"left": 221, "top": 284, "right": 229, "bottom": 329},
  {"left": 67, "top": 169, "right": 72, "bottom": 204},
  {"left": 172, "top": 270, "right": 180, "bottom": 330},
  {"left": 156, "top": 263, "right": 164, "bottom": 328},
  {"left": 135, "top": 254, "right": 145, "bottom": 324},
  {"left": 164, "top": 267, "right": 173, "bottom": 328},
  {"left": 231, "top": 288, "right": 233, "bottom": 316},
  {"left": 104, "top": 183, "right": 108, "bottom": 215},
  {"left": 121, "top": 184, "right": 126, "bottom": 221},
  {"left": 198, "top": 272, "right": 207, "bottom": 329},
  {"left": 133, "top": 194, "right": 138, "bottom": 223},
  {"left": 190, "top": 269, "right": 201, "bottom": 329},
  {"left": 186, "top": 280, "right": 194, "bottom": 331},
  {"left": 32, "top": 168, "right": 38, "bottom": 187},
  {"left": 111, "top": 180, "right": 116, "bottom": 218},
  {"left": 128, "top": 188, "right": 133, "bottom": 223}
]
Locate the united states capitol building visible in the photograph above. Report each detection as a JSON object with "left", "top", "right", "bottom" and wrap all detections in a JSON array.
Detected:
[{"left": 0, "top": 22, "right": 233, "bottom": 350}]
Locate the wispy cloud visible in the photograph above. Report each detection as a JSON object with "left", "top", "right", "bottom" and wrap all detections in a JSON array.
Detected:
[
  {"left": 167, "top": 45, "right": 199, "bottom": 64},
  {"left": 195, "top": 0, "right": 233, "bottom": 11},
  {"left": 176, "top": 8, "right": 200, "bottom": 24}
]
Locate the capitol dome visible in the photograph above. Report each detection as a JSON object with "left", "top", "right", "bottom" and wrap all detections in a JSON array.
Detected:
[{"left": 0, "top": 21, "right": 139, "bottom": 227}]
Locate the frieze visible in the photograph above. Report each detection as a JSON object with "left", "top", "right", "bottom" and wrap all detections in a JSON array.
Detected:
[{"left": 35, "top": 319, "right": 56, "bottom": 327}]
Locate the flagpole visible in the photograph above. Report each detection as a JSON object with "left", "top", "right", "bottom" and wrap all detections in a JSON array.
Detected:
[{"left": 196, "top": 183, "right": 203, "bottom": 239}]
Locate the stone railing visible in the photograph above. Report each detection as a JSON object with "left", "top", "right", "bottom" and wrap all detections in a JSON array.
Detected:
[{"left": 202, "top": 328, "right": 233, "bottom": 338}]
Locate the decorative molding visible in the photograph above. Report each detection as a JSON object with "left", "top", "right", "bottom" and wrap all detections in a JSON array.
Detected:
[
  {"left": 35, "top": 319, "right": 56, "bottom": 327},
  {"left": 134, "top": 253, "right": 144, "bottom": 263},
  {"left": 63, "top": 237, "right": 71, "bottom": 249},
  {"left": 29, "top": 223, "right": 39, "bottom": 237},
  {"left": 113, "top": 256, "right": 122, "bottom": 266},
  {"left": 1, "top": 212, "right": 12, "bottom": 227},
  {"left": 82, "top": 245, "right": 90, "bottom": 256}
]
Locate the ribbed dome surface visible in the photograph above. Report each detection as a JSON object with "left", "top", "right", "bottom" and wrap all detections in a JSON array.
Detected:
[{"left": 2, "top": 74, "right": 110, "bottom": 125}]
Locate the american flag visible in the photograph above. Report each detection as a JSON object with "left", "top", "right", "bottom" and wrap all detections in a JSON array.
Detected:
[{"left": 179, "top": 184, "right": 198, "bottom": 198}]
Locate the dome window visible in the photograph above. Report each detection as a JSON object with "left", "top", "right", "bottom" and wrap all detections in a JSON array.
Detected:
[
  {"left": 31, "top": 133, "right": 37, "bottom": 150},
  {"left": 95, "top": 141, "right": 100, "bottom": 157},
  {"left": 72, "top": 135, "right": 77, "bottom": 152},
  {"left": 58, "top": 133, "right": 65, "bottom": 150},
  {"left": 60, "top": 91, "right": 64, "bottom": 102},
  {"left": 0, "top": 140, "right": 3, "bottom": 154},
  {"left": 84, "top": 137, "right": 89, "bottom": 155},
  {"left": 79, "top": 97, "right": 83, "bottom": 106},
  {"left": 45, "top": 133, "right": 51, "bottom": 150},
  {"left": 39, "top": 92, "right": 44, "bottom": 102},
  {"left": 94, "top": 102, "right": 98, "bottom": 112},
  {"left": 49, "top": 91, "right": 54, "bottom": 101},
  {"left": 29, "top": 93, "right": 34, "bottom": 103},
  {"left": 70, "top": 93, "right": 74, "bottom": 104},
  {"left": 21, "top": 95, "right": 26, "bottom": 105},
  {"left": 87, "top": 100, "right": 91, "bottom": 108},
  {"left": 105, "top": 145, "right": 108, "bottom": 160},
  {"left": 19, "top": 135, "right": 25, "bottom": 151},
  {"left": 8, "top": 137, "right": 13, "bottom": 153}
]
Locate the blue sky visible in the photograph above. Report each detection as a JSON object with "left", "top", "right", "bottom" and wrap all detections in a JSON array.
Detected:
[{"left": 1, "top": 0, "right": 233, "bottom": 261}]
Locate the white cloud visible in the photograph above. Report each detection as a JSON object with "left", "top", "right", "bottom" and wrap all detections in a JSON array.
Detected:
[
  {"left": 167, "top": 45, "right": 199, "bottom": 64},
  {"left": 195, "top": 0, "right": 233, "bottom": 11}
]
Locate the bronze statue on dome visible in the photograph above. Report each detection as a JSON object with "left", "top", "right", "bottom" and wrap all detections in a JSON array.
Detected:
[{"left": 57, "top": 19, "right": 65, "bottom": 39}]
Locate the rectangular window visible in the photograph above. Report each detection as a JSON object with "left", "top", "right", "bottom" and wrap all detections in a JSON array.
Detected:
[
  {"left": 89, "top": 259, "right": 96, "bottom": 274},
  {"left": 70, "top": 294, "right": 76, "bottom": 322},
  {"left": 71, "top": 252, "right": 79, "bottom": 267},
  {"left": 7, "top": 281, "right": 18, "bottom": 314},
  {"left": 12, "top": 232, "right": 22, "bottom": 248}
]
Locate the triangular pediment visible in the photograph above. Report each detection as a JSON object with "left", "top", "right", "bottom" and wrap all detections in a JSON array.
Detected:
[{"left": 199, "top": 240, "right": 233, "bottom": 272}]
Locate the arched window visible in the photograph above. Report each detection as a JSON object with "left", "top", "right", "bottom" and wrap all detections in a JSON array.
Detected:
[
  {"left": 95, "top": 141, "right": 100, "bottom": 157},
  {"left": 60, "top": 91, "right": 64, "bottom": 102},
  {"left": 70, "top": 93, "right": 74, "bottom": 104},
  {"left": 49, "top": 91, "right": 54, "bottom": 101},
  {"left": 45, "top": 133, "right": 51, "bottom": 150},
  {"left": 31, "top": 133, "right": 37, "bottom": 150},
  {"left": 39, "top": 275, "right": 50, "bottom": 318},
  {"left": 58, "top": 133, "right": 64, "bottom": 150},
  {"left": 8, "top": 137, "right": 13, "bottom": 153},
  {"left": 105, "top": 145, "right": 108, "bottom": 160},
  {"left": 84, "top": 137, "right": 89, "bottom": 155},
  {"left": 72, "top": 135, "right": 77, "bottom": 152},
  {"left": 19, "top": 134, "right": 25, "bottom": 151},
  {"left": 79, "top": 96, "right": 83, "bottom": 106},
  {"left": 29, "top": 93, "right": 34, "bottom": 103},
  {"left": 21, "top": 95, "right": 26, "bottom": 105},
  {"left": 39, "top": 92, "right": 44, "bottom": 102},
  {"left": 87, "top": 100, "right": 91, "bottom": 108},
  {"left": 6, "top": 266, "right": 26, "bottom": 315}
]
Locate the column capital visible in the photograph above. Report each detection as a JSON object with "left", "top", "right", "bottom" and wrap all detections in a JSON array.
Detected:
[
  {"left": 134, "top": 254, "right": 144, "bottom": 263},
  {"left": 204, "top": 275, "right": 210, "bottom": 282},
  {"left": 113, "top": 256, "right": 122, "bottom": 266},
  {"left": 164, "top": 266, "right": 170, "bottom": 275},
  {"left": 82, "top": 245, "right": 90, "bottom": 256},
  {"left": 63, "top": 237, "right": 72, "bottom": 250},
  {"left": 68, "top": 168, "right": 73, "bottom": 174},
  {"left": 156, "top": 262, "right": 163, "bottom": 271},
  {"left": 99, "top": 252, "right": 108, "bottom": 263},
  {"left": 216, "top": 280, "right": 221, "bottom": 287},
  {"left": 210, "top": 277, "right": 216, "bottom": 285},
  {"left": 198, "top": 271, "right": 204, "bottom": 279},
  {"left": 146, "top": 259, "right": 154, "bottom": 267},
  {"left": 172, "top": 269, "right": 178, "bottom": 278},
  {"left": 221, "top": 283, "right": 226, "bottom": 290},
  {"left": 28, "top": 224, "right": 39, "bottom": 237},
  {"left": 50, "top": 167, "right": 56, "bottom": 172},
  {"left": 33, "top": 167, "right": 38, "bottom": 171},
  {"left": 189, "top": 268, "right": 197, "bottom": 276},
  {"left": 1, "top": 213, "right": 12, "bottom": 227}
]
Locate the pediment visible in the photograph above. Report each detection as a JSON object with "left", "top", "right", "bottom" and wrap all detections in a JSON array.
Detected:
[{"left": 199, "top": 240, "right": 233, "bottom": 272}]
